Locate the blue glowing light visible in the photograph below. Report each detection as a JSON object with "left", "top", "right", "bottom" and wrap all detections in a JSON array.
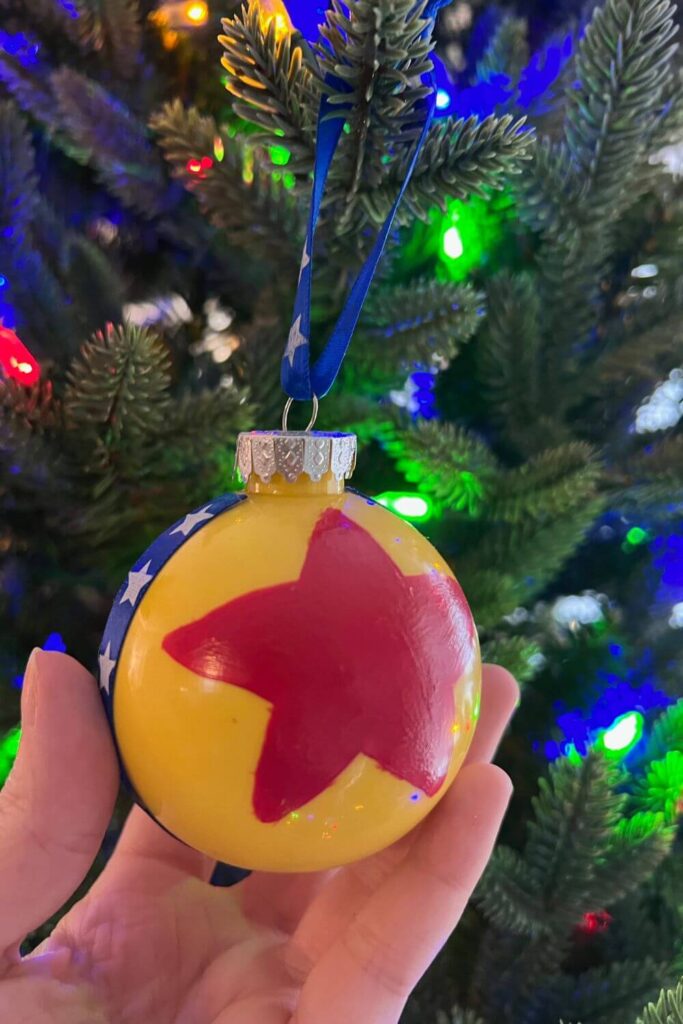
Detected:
[
  {"left": 11, "top": 634, "right": 67, "bottom": 689},
  {"left": 0, "top": 30, "right": 40, "bottom": 68},
  {"left": 545, "top": 677, "right": 673, "bottom": 761},
  {"left": 0, "top": 277, "right": 6, "bottom": 288},
  {"left": 517, "top": 33, "right": 574, "bottom": 110},
  {"left": 411, "top": 369, "right": 438, "bottom": 420},
  {"left": 432, "top": 32, "right": 575, "bottom": 121},
  {"left": 57, "top": 0, "right": 80, "bottom": 17}
]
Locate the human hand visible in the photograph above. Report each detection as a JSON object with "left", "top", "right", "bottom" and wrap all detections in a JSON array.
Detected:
[{"left": 0, "top": 650, "right": 517, "bottom": 1024}]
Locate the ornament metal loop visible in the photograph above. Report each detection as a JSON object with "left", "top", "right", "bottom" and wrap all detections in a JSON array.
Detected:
[{"left": 282, "top": 394, "right": 319, "bottom": 433}]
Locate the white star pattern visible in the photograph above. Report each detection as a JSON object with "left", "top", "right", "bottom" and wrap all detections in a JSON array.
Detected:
[
  {"left": 298, "top": 240, "right": 310, "bottom": 283},
  {"left": 285, "top": 314, "right": 307, "bottom": 368},
  {"left": 170, "top": 505, "right": 215, "bottom": 537},
  {"left": 99, "top": 643, "right": 116, "bottom": 696},
  {"left": 120, "top": 560, "right": 154, "bottom": 606}
]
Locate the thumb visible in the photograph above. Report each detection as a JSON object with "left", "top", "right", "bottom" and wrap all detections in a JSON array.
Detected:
[{"left": 0, "top": 649, "right": 118, "bottom": 963}]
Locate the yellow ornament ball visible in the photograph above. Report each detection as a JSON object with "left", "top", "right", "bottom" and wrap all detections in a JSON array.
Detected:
[{"left": 99, "top": 431, "right": 481, "bottom": 873}]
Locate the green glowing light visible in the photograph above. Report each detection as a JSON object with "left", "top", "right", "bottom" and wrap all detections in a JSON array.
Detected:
[
  {"left": 600, "top": 711, "right": 644, "bottom": 757},
  {"left": 0, "top": 726, "right": 21, "bottom": 786},
  {"left": 626, "top": 527, "right": 649, "bottom": 546},
  {"left": 565, "top": 742, "right": 583, "bottom": 766},
  {"left": 443, "top": 225, "right": 464, "bottom": 260},
  {"left": 375, "top": 492, "right": 433, "bottom": 522},
  {"left": 270, "top": 144, "right": 291, "bottom": 166},
  {"left": 213, "top": 135, "right": 225, "bottom": 162}
]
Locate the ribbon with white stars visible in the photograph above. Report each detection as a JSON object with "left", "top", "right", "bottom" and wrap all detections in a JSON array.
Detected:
[
  {"left": 281, "top": 54, "right": 437, "bottom": 403},
  {"left": 98, "top": 493, "right": 246, "bottom": 725}
]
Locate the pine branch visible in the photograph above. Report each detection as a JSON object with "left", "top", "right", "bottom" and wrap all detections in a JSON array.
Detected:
[
  {"left": 643, "top": 702, "right": 683, "bottom": 764},
  {"left": 219, "top": 3, "right": 319, "bottom": 172},
  {"left": 565, "top": 0, "right": 679, "bottom": 220},
  {"left": 477, "top": 271, "right": 572, "bottom": 454},
  {"left": 353, "top": 280, "right": 483, "bottom": 387},
  {"left": 631, "top": 754, "right": 683, "bottom": 824},
  {"left": 489, "top": 443, "right": 601, "bottom": 524},
  {"left": 476, "top": 15, "right": 529, "bottom": 85},
  {"left": 588, "top": 315, "right": 683, "bottom": 404},
  {"left": 383, "top": 420, "right": 498, "bottom": 513},
  {"left": 0, "top": 0, "right": 89, "bottom": 47},
  {"left": 459, "top": 497, "right": 606, "bottom": 605},
  {"left": 476, "top": 844, "right": 549, "bottom": 936},
  {"left": 76, "top": 0, "right": 142, "bottom": 77},
  {"left": 592, "top": 813, "right": 676, "bottom": 906},
  {"left": 0, "top": 49, "right": 69, "bottom": 142},
  {"left": 64, "top": 324, "right": 172, "bottom": 476},
  {"left": 478, "top": 755, "right": 624, "bottom": 935},
  {"left": 457, "top": 568, "right": 520, "bottom": 631},
  {"left": 638, "top": 979, "right": 683, "bottom": 1024},
  {"left": 617, "top": 436, "right": 683, "bottom": 505},
  {"left": 318, "top": 0, "right": 434, "bottom": 226},
  {"left": 150, "top": 101, "right": 301, "bottom": 263},
  {"left": 63, "top": 233, "right": 124, "bottom": 339},
  {"left": 516, "top": 138, "right": 579, "bottom": 237},
  {"left": 362, "top": 114, "right": 533, "bottom": 226},
  {"left": 553, "top": 959, "right": 668, "bottom": 1024},
  {"left": 436, "top": 1007, "right": 486, "bottom": 1024},
  {"left": 51, "top": 68, "right": 169, "bottom": 217},
  {"left": 481, "top": 634, "right": 542, "bottom": 683},
  {"left": 0, "top": 101, "right": 39, "bottom": 229}
]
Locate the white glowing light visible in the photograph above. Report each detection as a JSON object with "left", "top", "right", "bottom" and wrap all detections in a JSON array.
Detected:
[
  {"left": 669, "top": 602, "right": 683, "bottom": 629},
  {"left": 443, "top": 226, "right": 464, "bottom": 260},
  {"left": 602, "top": 711, "right": 643, "bottom": 753},
  {"left": 393, "top": 496, "right": 430, "bottom": 518},
  {"left": 552, "top": 594, "right": 604, "bottom": 627},
  {"left": 436, "top": 88, "right": 451, "bottom": 110},
  {"left": 631, "top": 263, "right": 658, "bottom": 279},
  {"left": 635, "top": 368, "right": 683, "bottom": 434}
]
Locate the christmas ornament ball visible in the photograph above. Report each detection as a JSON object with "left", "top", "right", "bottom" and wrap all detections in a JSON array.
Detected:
[{"left": 99, "top": 431, "right": 481, "bottom": 872}]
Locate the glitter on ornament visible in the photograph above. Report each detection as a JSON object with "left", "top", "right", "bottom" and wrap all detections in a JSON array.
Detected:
[{"left": 0, "top": 326, "right": 41, "bottom": 385}]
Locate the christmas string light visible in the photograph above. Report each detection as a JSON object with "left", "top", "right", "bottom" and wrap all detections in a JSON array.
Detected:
[
  {"left": 375, "top": 492, "right": 434, "bottom": 523},
  {"left": 251, "top": 0, "right": 293, "bottom": 39},
  {"left": 0, "top": 325, "right": 41, "bottom": 385}
]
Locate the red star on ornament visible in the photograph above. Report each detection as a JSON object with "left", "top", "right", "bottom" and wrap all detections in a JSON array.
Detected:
[{"left": 163, "top": 508, "right": 476, "bottom": 822}]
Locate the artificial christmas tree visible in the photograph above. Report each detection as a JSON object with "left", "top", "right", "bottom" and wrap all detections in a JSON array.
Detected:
[{"left": 0, "top": 0, "right": 682, "bottom": 1020}]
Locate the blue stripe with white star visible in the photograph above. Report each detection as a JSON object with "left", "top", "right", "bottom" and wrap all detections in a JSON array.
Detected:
[{"left": 98, "top": 492, "right": 246, "bottom": 754}]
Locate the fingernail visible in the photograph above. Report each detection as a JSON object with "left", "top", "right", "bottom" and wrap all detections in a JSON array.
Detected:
[{"left": 22, "top": 648, "right": 42, "bottom": 728}]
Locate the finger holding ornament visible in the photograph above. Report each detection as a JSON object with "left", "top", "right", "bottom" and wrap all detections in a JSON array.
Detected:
[
  {"left": 277, "top": 662, "right": 517, "bottom": 976},
  {"left": 0, "top": 651, "right": 118, "bottom": 970},
  {"left": 291, "top": 762, "right": 512, "bottom": 1024}
]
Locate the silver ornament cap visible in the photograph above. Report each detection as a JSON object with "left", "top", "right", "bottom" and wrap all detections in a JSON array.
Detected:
[{"left": 236, "top": 430, "right": 357, "bottom": 485}]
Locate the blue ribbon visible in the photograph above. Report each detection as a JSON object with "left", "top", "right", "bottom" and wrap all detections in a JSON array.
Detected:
[{"left": 281, "top": 5, "right": 443, "bottom": 403}]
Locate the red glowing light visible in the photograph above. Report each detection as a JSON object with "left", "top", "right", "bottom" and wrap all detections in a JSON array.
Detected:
[
  {"left": 580, "top": 910, "right": 612, "bottom": 935},
  {"left": 186, "top": 155, "right": 214, "bottom": 178},
  {"left": 0, "top": 326, "right": 40, "bottom": 385}
]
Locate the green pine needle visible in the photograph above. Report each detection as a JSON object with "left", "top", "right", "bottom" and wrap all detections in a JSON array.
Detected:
[{"left": 638, "top": 979, "right": 683, "bottom": 1024}]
